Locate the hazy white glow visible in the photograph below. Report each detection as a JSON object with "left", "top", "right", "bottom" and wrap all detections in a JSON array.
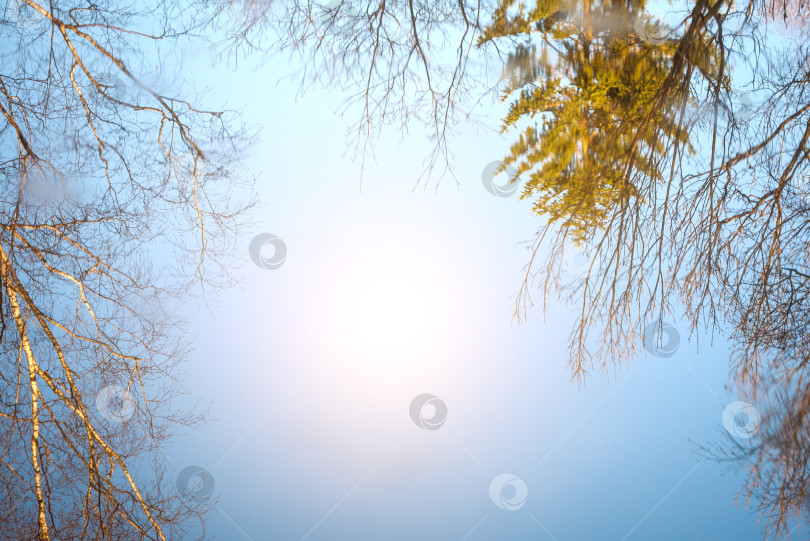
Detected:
[{"left": 341, "top": 273, "right": 432, "bottom": 361}]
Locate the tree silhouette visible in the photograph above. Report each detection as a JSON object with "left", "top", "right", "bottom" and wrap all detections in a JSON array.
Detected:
[
  {"left": 0, "top": 0, "right": 251, "bottom": 538},
  {"left": 227, "top": 0, "right": 810, "bottom": 537},
  {"left": 230, "top": 0, "right": 504, "bottom": 182},
  {"left": 484, "top": 0, "right": 810, "bottom": 537},
  {"left": 6, "top": 0, "right": 810, "bottom": 538}
]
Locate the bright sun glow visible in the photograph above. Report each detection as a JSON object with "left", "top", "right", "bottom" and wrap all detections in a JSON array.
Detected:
[
  {"left": 301, "top": 212, "right": 471, "bottom": 385},
  {"left": 342, "top": 273, "right": 432, "bottom": 359}
]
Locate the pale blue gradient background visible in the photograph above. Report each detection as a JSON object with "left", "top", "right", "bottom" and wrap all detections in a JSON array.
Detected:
[{"left": 145, "top": 34, "right": 802, "bottom": 540}]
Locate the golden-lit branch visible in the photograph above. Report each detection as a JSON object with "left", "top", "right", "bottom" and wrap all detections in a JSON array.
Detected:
[{"left": 0, "top": 0, "right": 251, "bottom": 537}]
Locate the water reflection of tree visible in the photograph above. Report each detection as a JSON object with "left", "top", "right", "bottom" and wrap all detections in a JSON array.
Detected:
[
  {"left": 260, "top": 0, "right": 810, "bottom": 537},
  {"left": 235, "top": 0, "right": 504, "bottom": 182},
  {"left": 1, "top": 0, "right": 251, "bottom": 538},
  {"left": 480, "top": 1, "right": 810, "bottom": 536}
]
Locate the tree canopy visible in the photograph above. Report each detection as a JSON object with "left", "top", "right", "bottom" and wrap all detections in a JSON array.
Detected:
[{"left": 481, "top": 0, "right": 810, "bottom": 536}]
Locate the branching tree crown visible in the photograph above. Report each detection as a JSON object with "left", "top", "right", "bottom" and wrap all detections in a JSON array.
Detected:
[{"left": 0, "top": 0, "right": 251, "bottom": 538}]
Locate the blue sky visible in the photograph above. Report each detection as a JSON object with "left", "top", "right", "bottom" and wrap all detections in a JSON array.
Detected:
[{"left": 146, "top": 26, "right": 801, "bottom": 539}]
